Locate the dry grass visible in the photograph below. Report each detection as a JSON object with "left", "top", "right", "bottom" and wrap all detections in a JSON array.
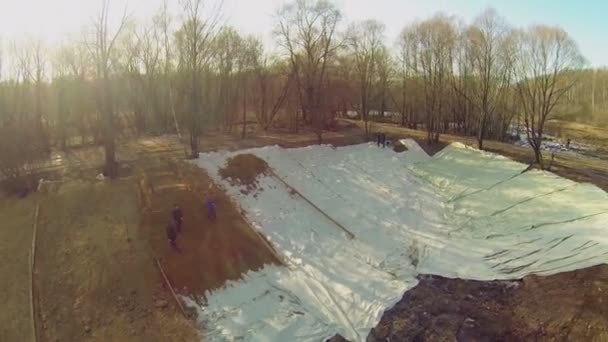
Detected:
[{"left": 545, "top": 120, "right": 608, "bottom": 149}]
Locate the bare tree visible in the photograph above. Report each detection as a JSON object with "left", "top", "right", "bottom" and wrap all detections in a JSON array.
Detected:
[
  {"left": 461, "top": 9, "right": 513, "bottom": 150},
  {"left": 276, "top": 0, "right": 342, "bottom": 144},
  {"left": 176, "top": 0, "right": 222, "bottom": 157},
  {"left": 237, "top": 36, "right": 259, "bottom": 138},
  {"left": 396, "top": 27, "right": 420, "bottom": 128},
  {"left": 91, "top": 0, "right": 128, "bottom": 178},
  {"left": 213, "top": 26, "right": 243, "bottom": 131},
  {"left": 251, "top": 44, "right": 293, "bottom": 131},
  {"left": 347, "top": 19, "right": 385, "bottom": 138},
  {"left": 52, "top": 44, "right": 73, "bottom": 149},
  {"left": 155, "top": 0, "right": 181, "bottom": 136},
  {"left": 137, "top": 20, "right": 163, "bottom": 131},
  {"left": 514, "top": 25, "right": 585, "bottom": 166},
  {"left": 374, "top": 46, "right": 393, "bottom": 121},
  {"left": 63, "top": 37, "right": 93, "bottom": 145},
  {"left": 408, "top": 15, "right": 457, "bottom": 143},
  {"left": 31, "top": 39, "right": 47, "bottom": 146}
]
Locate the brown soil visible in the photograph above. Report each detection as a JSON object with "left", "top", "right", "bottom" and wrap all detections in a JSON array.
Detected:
[
  {"left": 331, "top": 265, "right": 608, "bottom": 341},
  {"left": 139, "top": 156, "right": 281, "bottom": 297},
  {"left": 219, "top": 154, "right": 270, "bottom": 193}
]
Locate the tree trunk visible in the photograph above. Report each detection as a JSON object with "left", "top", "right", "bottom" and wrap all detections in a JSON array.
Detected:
[
  {"left": 102, "top": 71, "right": 117, "bottom": 178},
  {"left": 241, "top": 84, "right": 247, "bottom": 139},
  {"left": 533, "top": 145, "right": 543, "bottom": 167}
]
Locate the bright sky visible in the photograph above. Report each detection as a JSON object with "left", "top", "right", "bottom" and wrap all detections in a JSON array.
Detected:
[{"left": 0, "top": 0, "right": 607, "bottom": 67}]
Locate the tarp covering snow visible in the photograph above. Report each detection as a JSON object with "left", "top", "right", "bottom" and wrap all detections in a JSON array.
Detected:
[{"left": 192, "top": 138, "right": 608, "bottom": 342}]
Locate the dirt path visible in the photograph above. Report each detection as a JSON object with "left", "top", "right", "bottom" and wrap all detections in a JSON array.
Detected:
[
  {"left": 139, "top": 156, "right": 281, "bottom": 296},
  {"left": 33, "top": 179, "right": 198, "bottom": 342},
  {"left": 0, "top": 195, "right": 37, "bottom": 342}
]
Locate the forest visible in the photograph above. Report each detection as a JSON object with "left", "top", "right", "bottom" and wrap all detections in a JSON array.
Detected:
[{"left": 0, "top": 0, "right": 605, "bottom": 180}]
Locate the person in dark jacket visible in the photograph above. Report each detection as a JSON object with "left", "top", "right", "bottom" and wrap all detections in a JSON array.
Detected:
[
  {"left": 166, "top": 219, "right": 177, "bottom": 248},
  {"left": 172, "top": 204, "right": 183, "bottom": 233},
  {"left": 207, "top": 199, "right": 217, "bottom": 221},
  {"left": 381, "top": 133, "right": 387, "bottom": 148},
  {"left": 376, "top": 132, "right": 382, "bottom": 146}
]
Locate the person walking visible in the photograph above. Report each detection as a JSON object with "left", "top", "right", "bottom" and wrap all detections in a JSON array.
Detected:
[
  {"left": 207, "top": 199, "right": 217, "bottom": 221},
  {"left": 172, "top": 204, "right": 183, "bottom": 233},
  {"left": 166, "top": 219, "right": 177, "bottom": 249}
]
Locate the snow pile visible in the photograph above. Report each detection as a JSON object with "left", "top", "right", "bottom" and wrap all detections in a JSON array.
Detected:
[{"left": 192, "top": 138, "right": 608, "bottom": 341}]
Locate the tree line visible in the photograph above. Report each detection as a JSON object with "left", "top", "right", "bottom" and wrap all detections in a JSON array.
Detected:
[{"left": 0, "top": 0, "right": 595, "bottom": 181}]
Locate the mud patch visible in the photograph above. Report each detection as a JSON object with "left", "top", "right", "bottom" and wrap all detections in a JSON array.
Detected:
[
  {"left": 393, "top": 140, "right": 408, "bottom": 153},
  {"left": 219, "top": 154, "right": 270, "bottom": 194},
  {"left": 329, "top": 264, "right": 608, "bottom": 341}
]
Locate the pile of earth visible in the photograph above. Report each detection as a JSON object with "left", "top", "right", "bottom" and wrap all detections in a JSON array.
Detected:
[
  {"left": 219, "top": 154, "right": 270, "bottom": 194},
  {"left": 393, "top": 140, "right": 408, "bottom": 153},
  {"left": 328, "top": 264, "right": 608, "bottom": 341}
]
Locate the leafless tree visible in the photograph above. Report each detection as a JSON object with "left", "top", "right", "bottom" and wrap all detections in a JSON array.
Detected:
[
  {"left": 514, "top": 25, "right": 585, "bottom": 166},
  {"left": 52, "top": 43, "right": 73, "bottom": 149},
  {"left": 63, "top": 37, "right": 93, "bottom": 145},
  {"left": 137, "top": 19, "right": 163, "bottom": 131},
  {"left": 91, "top": 0, "right": 128, "bottom": 178},
  {"left": 213, "top": 26, "right": 243, "bottom": 131},
  {"left": 396, "top": 27, "right": 420, "bottom": 128},
  {"left": 251, "top": 44, "right": 293, "bottom": 131},
  {"left": 176, "top": 0, "right": 222, "bottom": 157},
  {"left": 237, "top": 35, "right": 260, "bottom": 138},
  {"left": 155, "top": 0, "right": 181, "bottom": 137},
  {"left": 374, "top": 46, "right": 393, "bottom": 121},
  {"left": 275, "top": 0, "right": 342, "bottom": 144},
  {"left": 461, "top": 9, "right": 514, "bottom": 150},
  {"left": 407, "top": 15, "right": 457, "bottom": 143},
  {"left": 347, "top": 19, "right": 385, "bottom": 138},
  {"left": 31, "top": 39, "right": 47, "bottom": 144}
]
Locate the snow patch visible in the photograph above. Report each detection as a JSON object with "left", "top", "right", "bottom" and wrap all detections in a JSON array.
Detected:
[{"left": 191, "top": 140, "right": 608, "bottom": 341}]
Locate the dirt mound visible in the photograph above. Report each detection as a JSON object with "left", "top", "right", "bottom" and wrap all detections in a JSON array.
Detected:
[
  {"left": 219, "top": 154, "right": 270, "bottom": 192},
  {"left": 330, "top": 264, "right": 608, "bottom": 341},
  {"left": 393, "top": 140, "right": 408, "bottom": 153}
]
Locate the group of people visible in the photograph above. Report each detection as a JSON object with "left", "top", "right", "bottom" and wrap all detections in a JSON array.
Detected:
[
  {"left": 376, "top": 132, "right": 390, "bottom": 148},
  {"left": 165, "top": 199, "right": 218, "bottom": 249}
]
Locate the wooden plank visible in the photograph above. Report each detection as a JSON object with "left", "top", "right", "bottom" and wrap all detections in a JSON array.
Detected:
[
  {"left": 30, "top": 204, "right": 40, "bottom": 342},
  {"left": 268, "top": 169, "right": 355, "bottom": 240},
  {"left": 155, "top": 258, "right": 188, "bottom": 318}
]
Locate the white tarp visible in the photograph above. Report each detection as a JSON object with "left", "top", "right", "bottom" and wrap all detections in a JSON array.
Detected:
[{"left": 192, "top": 139, "right": 608, "bottom": 342}]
